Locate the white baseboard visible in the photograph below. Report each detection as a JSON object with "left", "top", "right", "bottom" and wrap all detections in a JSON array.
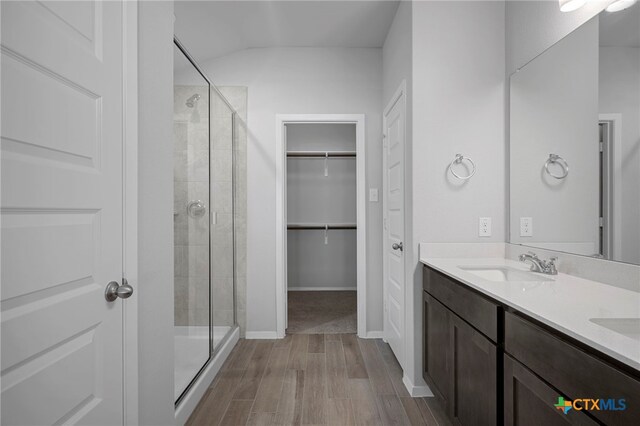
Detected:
[
  {"left": 288, "top": 287, "right": 357, "bottom": 291},
  {"left": 175, "top": 327, "right": 240, "bottom": 425},
  {"left": 402, "top": 374, "right": 434, "bottom": 397},
  {"left": 245, "top": 331, "right": 279, "bottom": 339},
  {"left": 364, "top": 331, "right": 384, "bottom": 339}
]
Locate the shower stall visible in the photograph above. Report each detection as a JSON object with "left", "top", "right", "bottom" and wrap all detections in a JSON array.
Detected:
[{"left": 173, "top": 38, "right": 238, "bottom": 407}]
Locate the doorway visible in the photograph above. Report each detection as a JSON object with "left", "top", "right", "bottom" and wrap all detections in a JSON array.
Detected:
[
  {"left": 598, "top": 115, "right": 623, "bottom": 259},
  {"left": 275, "top": 115, "right": 366, "bottom": 338}
]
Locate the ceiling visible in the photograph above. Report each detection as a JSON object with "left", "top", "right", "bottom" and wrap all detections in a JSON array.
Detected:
[
  {"left": 599, "top": 2, "right": 640, "bottom": 47},
  {"left": 174, "top": 0, "right": 401, "bottom": 63}
]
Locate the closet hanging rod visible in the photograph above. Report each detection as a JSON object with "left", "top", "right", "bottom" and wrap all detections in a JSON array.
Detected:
[
  {"left": 286, "top": 151, "right": 356, "bottom": 158},
  {"left": 287, "top": 223, "right": 357, "bottom": 230}
]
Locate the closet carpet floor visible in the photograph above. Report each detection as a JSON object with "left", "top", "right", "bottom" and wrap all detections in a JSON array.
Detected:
[
  {"left": 287, "top": 291, "right": 357, "bottom": 334},
  {"left": 186, "top": 334, "right": 451, "bottom": 426}
]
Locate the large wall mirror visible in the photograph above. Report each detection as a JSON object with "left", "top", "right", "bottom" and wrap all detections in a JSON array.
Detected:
[{"left": 510, "top": 3, "right": 639, "bottom": 265}]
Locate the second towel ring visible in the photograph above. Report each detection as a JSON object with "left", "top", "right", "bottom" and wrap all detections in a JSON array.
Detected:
[
  {"left": 449, "top": 154, "right": 476, "bottom": 180},
  {"left": 544, "top": 154, "right": 569, "bottom": 179}
]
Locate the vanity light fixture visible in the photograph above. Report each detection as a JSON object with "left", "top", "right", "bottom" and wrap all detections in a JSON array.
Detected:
[
  {"left": 559, "top": 0, "right": 587, "bottom": 12},
  {"left": 606, "top": 0, "right": 637, "bottom": 12}
]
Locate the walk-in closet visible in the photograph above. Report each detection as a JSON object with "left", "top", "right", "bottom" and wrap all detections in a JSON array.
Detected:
[{"left": 285, "top": 122, "right": 359, "bottom": 334}]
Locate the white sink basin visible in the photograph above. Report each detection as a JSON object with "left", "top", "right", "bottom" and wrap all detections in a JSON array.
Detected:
[
  {"left": 458, "top": 266, "right": 552, "bottom": 282},
  {"left": 590, "top": 318, "right": 640, "bottom": 342}
]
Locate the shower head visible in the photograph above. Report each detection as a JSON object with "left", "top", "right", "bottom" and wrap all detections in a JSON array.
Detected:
[{"left": 185, "top": 93, "right": 201, "bottom": 108}]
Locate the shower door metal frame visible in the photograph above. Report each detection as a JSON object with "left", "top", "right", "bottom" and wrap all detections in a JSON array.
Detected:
[{"left": 173, "top": 36, "right": 239, "bottom": 408}]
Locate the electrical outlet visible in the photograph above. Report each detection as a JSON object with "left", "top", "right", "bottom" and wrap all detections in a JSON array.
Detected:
[
  {"left": 479, "top": 217, "right": 492, "bottom": 237},
  {"left": 369, "top": 188, "right": 379, "bottom": 202},
  {"left": 520, "top": 217, "right": 533, "bottom": 237}
]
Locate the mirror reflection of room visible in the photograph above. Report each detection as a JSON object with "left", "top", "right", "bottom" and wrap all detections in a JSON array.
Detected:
[{"left": 510, "top": 3, "right": 640, "bottom": 265}]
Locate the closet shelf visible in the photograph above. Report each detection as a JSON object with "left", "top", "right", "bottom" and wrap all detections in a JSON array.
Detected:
[
  {"left": 288, "top": 223, "right": 357, "bottom": 230},
  {"left": 287, "top": 150, "right": 356, "bottom": 158}
]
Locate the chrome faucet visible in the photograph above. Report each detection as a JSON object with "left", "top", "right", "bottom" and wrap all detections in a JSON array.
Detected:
[{"left": 519, "top": 252, "right": 558, "bottom": 275}]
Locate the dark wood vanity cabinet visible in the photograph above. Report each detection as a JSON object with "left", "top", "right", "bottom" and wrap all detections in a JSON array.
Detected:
[
  {"left": 504, "top": 354, "right": 598, "bottom": 426},
  {"left": 423, "top": 265, "right": 640, "bottom": 426},
  {"left": 450, "top": 314, "right": 497, "bottom": 425},
  {"left": 423, "top": 292, "right": 451, "bottom": 410},
  {"left": 423, "top": 268, "right": 498, "bottom": 426},
  {"left": 505, "top": 312, "right": 640, "bottom": 425}
]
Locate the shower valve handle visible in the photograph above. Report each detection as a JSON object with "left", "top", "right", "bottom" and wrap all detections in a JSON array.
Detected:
[{"left": 187, "top": 200, "right": 207, "bottom": 218}]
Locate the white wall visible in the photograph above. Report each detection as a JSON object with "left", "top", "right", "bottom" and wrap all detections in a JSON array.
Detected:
[
  {"left": 383, "top": 0, "right": 412, "bottom": 105},
  {"left": 510, "top": 18, "right": 600, "bottom": 253},
  {"left": 599, "top": 46, "right": 640, "bottom": 264},
  {"left": 199, "top": 47, "right": 384, "bottom": 333},
  {"left": 413, "top": 1, "right": 506, "bottom": 244},
  {"left": 404, "top": 0, "right": 506, "bottom": 391},
  {"left": 137, "top": 1, "right": 176, "bottom": 424},
  {"left": 505, "top": 0, "right": 613, "bottom": 74}
]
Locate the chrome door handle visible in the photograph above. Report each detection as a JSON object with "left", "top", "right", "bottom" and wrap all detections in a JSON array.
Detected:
[
  {"left": 392, "top": 242, "right": 403, "bottom": 251},
  {"left": 105, "top": 279, "right": 134, "bottom": 302}
]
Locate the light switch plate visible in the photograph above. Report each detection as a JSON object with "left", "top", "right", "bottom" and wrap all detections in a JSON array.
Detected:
[
  {"left": 369, "top": 188, "right": 379, "bottom": 202},
  {"left": 520, "top": 217, "right": 533, "bottom": 237},
  {"left": 479, "top": 217, "right": 491, "bottom": 237}
]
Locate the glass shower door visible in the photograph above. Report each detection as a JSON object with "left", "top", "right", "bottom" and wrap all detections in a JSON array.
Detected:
[
  {"left": 173, "top": 43, "right": 211, "bottom": 402},
  {"left": 210, "top": 89, "right": 235, "bottom": 350}
]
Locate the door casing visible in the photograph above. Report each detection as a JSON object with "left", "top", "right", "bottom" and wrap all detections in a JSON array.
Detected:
[
  {"left": 123, "top": 1, "right": 139, "bottom": 424},
  {"left": 275, "top": 114, "right": 367, "bottom": 338},
  {"left": 598, "top": 114, "right": 623, "bottom": 261}
]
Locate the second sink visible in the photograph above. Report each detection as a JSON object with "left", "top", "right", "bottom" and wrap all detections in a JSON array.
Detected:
[{"left": 590, "top": 318, "right": 640, "bottom": 342}]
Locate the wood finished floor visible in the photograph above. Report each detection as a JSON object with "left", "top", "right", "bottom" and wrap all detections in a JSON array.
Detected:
[{"left": 186, "top": 334, "right": 451, "bottom": 426}]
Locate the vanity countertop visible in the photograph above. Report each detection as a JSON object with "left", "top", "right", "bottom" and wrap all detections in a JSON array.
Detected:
[{"left": 420, "top": 256, "right": 640, "bottom": 372}]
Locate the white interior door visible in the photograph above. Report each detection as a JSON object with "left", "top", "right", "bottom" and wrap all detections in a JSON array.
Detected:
[
  {"left": 1, "top": 1, "right": 126, "bottom": 424},
  {"left": 383, "top": 92, "right": 405, "bottom": 365}
]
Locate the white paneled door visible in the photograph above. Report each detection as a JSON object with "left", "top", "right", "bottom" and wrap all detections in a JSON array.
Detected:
[
  {"left": 383, "top": 88, "right": 405, "bottom": 366},
  {"left": 1, "top": 1, "right": 126, "bottom": 425}
]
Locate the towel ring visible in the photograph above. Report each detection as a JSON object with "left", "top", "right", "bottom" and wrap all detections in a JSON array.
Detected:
[
  {"left": 449, "top": 154, "right": 476, "bottom": 180},
  {"left": 544, "top": 154, "right": 569, "bottom": 179}
]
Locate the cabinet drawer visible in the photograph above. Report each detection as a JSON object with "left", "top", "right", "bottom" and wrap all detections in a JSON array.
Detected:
[
  {"left": 505, "top": 312, "right": 640, "bottom": 425},
  {"left": 423, "top": 266, "right": 499, "bottom": 342}
]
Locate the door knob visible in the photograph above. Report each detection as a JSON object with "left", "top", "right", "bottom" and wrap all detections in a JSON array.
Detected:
[
  {"left": 392, "top": 242, "right": 403, "bottom": 251},
  {"left": 105, "top": 279, "right": 134, "bottom": 302}
]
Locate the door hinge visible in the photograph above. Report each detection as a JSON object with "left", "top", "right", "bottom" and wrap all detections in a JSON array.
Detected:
[
  {"left": 599, "top": 142, "right": 604, "bottom": 152},
  {"left": 599, "top": 217, "right": 604, "bottom": 227},
  {"left": 383, "top": 217, "right": 388, "bottom": 230}
]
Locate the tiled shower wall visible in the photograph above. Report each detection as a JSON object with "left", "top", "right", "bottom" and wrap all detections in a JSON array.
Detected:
[
  {"left": 174, "top": 85, "right": 210, "bottom": 326},
  {"left": 173, "top": 85, "right": 247, "bottom": 335}
]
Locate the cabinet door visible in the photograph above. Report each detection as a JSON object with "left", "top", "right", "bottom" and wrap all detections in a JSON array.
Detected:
[
  {"left": 504, "top": 355, "right": 598, "bottom": 426},
  {"left": 424, "top": 292, "right": 451, "bottom": 409},
  {"left": 450, "top": 314, "right": 497, "bottom": 426}
]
